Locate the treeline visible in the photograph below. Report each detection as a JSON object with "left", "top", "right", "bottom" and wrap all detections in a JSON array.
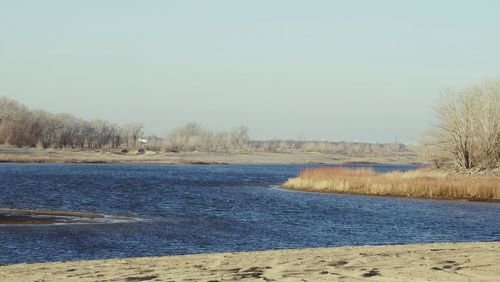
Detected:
[
  {"left": 163, "top": 123, "right": 408, "bottom": 154},
  {"left": 0, "top": 97, "right": 146, "bottom": 149},
  {"left": 0, "top": 96, "right": 410, "bottom": 154},
  {"left": 0, "top": 97, "right": 252, "bottom": 152},
  {"left": 164, "top": 123, "right": 250, "bottom": 152},
  {"left": 420, "top": 79, "right": 500, "bottom": 171},
  {"left": 250, "top": 140, "right": 406, "bottom": 154}
]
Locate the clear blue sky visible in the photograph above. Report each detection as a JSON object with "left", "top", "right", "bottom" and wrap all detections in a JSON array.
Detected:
[{"left": 1, "top": 1, "right": 499, "bottom": 143}]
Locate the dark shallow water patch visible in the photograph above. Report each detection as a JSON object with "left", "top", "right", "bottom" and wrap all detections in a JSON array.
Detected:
[{"left": 0, "top": 209, "right": 138, "bottom": 225}]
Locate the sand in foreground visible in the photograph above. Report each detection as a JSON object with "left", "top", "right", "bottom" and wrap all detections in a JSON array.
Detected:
[{"left": 0, "top": 242, "right": 498, "bottom": 282}]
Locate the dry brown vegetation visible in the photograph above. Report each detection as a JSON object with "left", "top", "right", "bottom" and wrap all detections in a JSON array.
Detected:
[{"left": 283, "top": 167, "right": 500, "bottom": 201}]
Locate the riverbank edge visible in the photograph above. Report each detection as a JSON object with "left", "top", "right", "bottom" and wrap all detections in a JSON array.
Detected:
[
  {"left": 0, "top": 145, "right": 419, "bottom": 165},
  {"left": 281, "top": 184, "right": 500, "bottom": 203},
  {"left": 282, "top": 167, "right": 500, "bottom": 202},
  {"left": 0, "top": 241, "right": 498, "bottom": 281},
  {"left": 0, "top": 155, "right": 421, "bottom": 165}
]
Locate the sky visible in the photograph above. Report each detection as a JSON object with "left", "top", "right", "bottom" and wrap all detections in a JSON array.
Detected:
[{"left": 1, "top": 1, "right": 500, "bottom": 143}]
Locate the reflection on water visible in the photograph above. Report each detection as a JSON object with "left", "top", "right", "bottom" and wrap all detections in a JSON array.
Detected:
[{"left": 0, "top": 163, "right": 499, "bottom": 264}]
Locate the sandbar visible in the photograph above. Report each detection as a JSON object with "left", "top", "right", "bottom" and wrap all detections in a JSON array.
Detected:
[{"left": 0, "top": 241, "right": 498, "bottom": 281}]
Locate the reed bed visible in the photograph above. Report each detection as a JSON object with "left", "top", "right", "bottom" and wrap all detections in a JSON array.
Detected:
[{"left": 283, "top": 167, "right": 500, "bottom": 201}]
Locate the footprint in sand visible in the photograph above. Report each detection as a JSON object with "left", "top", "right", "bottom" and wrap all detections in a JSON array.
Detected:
[
  {"left": 328, "top": 260, "right": 349, "bottom": 267},
  {"left": 124, "top": 275, "right": 159, "bottom": 281},
  {"left": 361, "top": 268, "right": 380, "bottom": 277}
]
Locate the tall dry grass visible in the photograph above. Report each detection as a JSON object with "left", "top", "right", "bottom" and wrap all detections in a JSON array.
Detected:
[{"left": 283, "top": 167, "right": 500, "bottom": 201}]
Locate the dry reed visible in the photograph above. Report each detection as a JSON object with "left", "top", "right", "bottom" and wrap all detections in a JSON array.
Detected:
[{"left": 283, "top": 167, "right": 500, "bottom": 201}]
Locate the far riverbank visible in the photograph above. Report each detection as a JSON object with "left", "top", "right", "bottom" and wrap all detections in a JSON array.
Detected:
[{"left": 0, "top": 145, "right": 418, "bottom": 165}]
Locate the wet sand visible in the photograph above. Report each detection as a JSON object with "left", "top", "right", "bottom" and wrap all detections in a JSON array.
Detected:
[
  {"left": 0, "top": 242, "right": 498, "bottom": 281},
  {"left": 0, "top": 209, "right": 129, "bottom": 225}
]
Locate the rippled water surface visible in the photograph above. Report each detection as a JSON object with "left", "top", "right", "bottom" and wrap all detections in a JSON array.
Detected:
[{"left": 0, "top": 163, "right": 499, "bottom": 264}]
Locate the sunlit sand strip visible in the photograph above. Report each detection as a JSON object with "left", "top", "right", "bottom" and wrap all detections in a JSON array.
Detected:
[{"left": 0, "top": 242, "right": 498, "bottom": 281}]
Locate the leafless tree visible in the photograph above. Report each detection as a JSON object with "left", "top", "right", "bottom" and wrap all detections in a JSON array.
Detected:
[
  {"left": 421, "top": 80, "right": 500, "bottom": 170},
  {"left": 229, "top": 126, "right": 249, "bottom": 150},
  {"left": 127, "top": 123, "right": 144, "bottom": 149}
]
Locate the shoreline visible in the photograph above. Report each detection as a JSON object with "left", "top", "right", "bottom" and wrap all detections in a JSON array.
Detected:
[
  {"left": 0, "top": 158, "right": 420, "bottom": 166},
  {"left": 1, "top": 241, "right": 498, "bottom": 281},
  {"left": 283, "top": 167, "right": 500, "bottom": 202},
  {"left": 281, "top": 185, "right": 500, "bottom": 204},
  {"left": 0, "top": 145, "right": 419, "bottom": 165}
]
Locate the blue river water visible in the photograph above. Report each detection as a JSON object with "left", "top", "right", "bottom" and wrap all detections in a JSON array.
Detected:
[{"left": 0, "top": 163, "right": 499, "bottom": 264}]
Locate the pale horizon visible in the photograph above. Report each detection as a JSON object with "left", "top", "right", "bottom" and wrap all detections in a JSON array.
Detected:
[{"left": 2, "top": 1, "right": 500, "bottom": 143}]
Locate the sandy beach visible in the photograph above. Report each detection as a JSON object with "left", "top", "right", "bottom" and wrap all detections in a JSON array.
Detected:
[{"left": 1, "top": 242, "right": 498, "bottom": 281}]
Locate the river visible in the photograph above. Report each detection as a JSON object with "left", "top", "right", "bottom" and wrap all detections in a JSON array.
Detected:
[{"left": 0, "top": 163, "right": 499, "bottom": 264}]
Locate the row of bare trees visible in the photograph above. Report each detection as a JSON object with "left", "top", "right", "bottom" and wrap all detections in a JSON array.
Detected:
[
  {"left": 0, "top": 97, "right": 145, "bottom": 149},
  {"left": 251, "top": 140, "right": 407, "bottom": 154},
  {"left": 163, "top": 124, "right": 409, "bottom": 154},
  {"left": 1, "top": 96, "right": 411, "bottom": 155},
  {"left": 164, "top": 123, "right": 250, "bottom": 152},
  {"left": 0, "top": 97, "right": 250, "bottom": 152},
  {"left": 420, "top": 80, "right": 500, "bottom": 170}
]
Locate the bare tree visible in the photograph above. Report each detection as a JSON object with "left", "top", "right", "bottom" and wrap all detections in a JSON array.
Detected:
[
  {"left": 229, "top": 126, "right": 249, "bottom": 151},
  {"left": 165, "top": 122, "right": 202, "bottom": 152},
  {"left": 421, "top": 80, "right": 500, "bottom": 170},
  {"left": 128, "top": 123, "right": 144, "bottom": 149}
]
